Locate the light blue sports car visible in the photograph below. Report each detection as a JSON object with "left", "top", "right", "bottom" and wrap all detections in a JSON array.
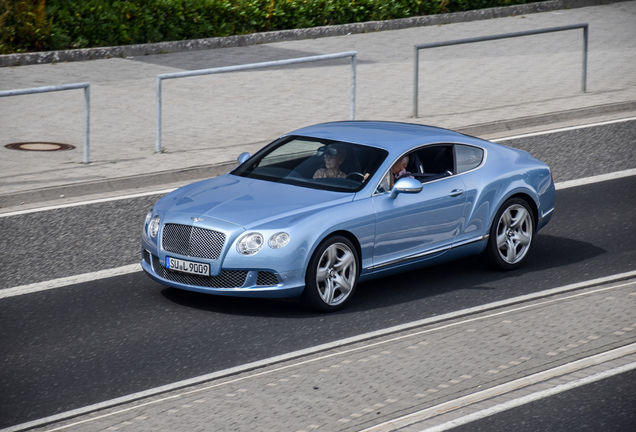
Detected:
[{"left": 141, "top": 121, "right": 555, "bottom": 311}]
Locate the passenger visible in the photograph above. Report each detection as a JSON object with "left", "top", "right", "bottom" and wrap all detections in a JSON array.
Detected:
[
  {"left": 313, "top": 146, "right": 347, "bottom": 179},
  {"left": 392, "top": 155, "right": 413, "bottom": 182},
  {"left": 378, "top": 155, "right": 413, "bottom": 192}
]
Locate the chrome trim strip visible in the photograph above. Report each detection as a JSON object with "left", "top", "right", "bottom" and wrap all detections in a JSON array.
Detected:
[
  {"left": 540, "top": 207, "right": 555, "bottom": 220},
  {"left": 366, "top": 235, "right": 489, "bottom": 271},
  {"left": 452, "top": 234, "right": 489, "bottom": 248}
]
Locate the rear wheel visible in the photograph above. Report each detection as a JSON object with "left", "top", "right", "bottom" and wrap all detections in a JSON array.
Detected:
[
  {"left": 484, "top": 198, "right": 535, "bottom": 270},
  {"left": 302, "top": 236, "right": 359, "bottom": 312}
]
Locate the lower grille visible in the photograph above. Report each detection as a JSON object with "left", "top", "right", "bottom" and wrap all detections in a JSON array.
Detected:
[
  {"left": 142, "top": 249, "right": 151, "bottom": 265},
  {"left": 256, "top": 271, "right": 279, "bottom": 286},
  {"left": 151, "top": 254, "right": 247, "bottom": 288}
]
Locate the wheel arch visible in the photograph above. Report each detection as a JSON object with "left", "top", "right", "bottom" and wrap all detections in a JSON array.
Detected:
[
  {"left": 486, "top": 191, "right": 538, "bottom": 235},
  {"left": 310, "top": 230, "right": 362, "bottom": 266},
  {"left": 329, "top": 230, "right": 362, "bottom": 261},
  {"left": 302, "top": 229, "right": 361, "bottom": 281},
  {"left": 506, "top": 192, "right": 539, "bottom": 232}
]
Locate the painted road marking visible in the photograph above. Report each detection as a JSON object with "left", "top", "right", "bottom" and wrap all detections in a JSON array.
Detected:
[
  {"left": 491, "top": 116, "right": 636, "bottom": 142},
  {"left": 0, "top": 264, "right": 141, "bottom": 300},
  {"left": 555, "top": 167, "right": 636, "bottom": 190},
  {"left": 0, "top": 188, "right": 178, "bottom": 218}
]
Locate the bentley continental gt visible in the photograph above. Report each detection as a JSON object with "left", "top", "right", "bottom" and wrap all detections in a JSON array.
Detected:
[{"left": 141, "top": 121, "right": 555, "bottom": 312}]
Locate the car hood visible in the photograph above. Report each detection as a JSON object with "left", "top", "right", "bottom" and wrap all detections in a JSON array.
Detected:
[{"left": 160, "top": 174, "right": 354, "bottom": 228}]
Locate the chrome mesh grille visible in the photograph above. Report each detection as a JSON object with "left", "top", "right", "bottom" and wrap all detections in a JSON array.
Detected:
[
  {"left": 151, "top": 254, "right": 247, "bottom": 288},
  {"left": 162, "top": 224, "right": 226, "bottom": 260},
  {"left": 256, "top": 272, "right": 279, "bottom": 286}
]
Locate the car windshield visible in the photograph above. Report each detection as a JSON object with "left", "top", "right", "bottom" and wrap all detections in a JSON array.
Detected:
[{"left": 231, "top": 135, "right": 389, "bottom": 193}]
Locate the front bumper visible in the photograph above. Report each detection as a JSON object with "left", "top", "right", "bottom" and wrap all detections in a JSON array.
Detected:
[{"left": 141, "top": 249, "right": 305, "bottom": 298}]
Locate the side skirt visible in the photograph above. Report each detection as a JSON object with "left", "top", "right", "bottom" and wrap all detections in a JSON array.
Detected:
[{"left": 359, "top": 236, "right": 488, "bottom": 282}]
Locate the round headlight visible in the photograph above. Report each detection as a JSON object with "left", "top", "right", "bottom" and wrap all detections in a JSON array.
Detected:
[
  {"left": 148, "top": 215, "right": 161, "bottom": 239},
  {"left": 237, "top": 233, "right": 264, "bottom": 255},
  {"left": 144, "top": 211, "right": 152, "bottom": 226},
  {"left": 269, "top": 232, "right": 290, "bottom": 249}
]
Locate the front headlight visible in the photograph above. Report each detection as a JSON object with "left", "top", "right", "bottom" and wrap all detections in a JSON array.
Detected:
[
  {"left": 148, "top": 215, "right": 161, "bottom": 239},
  {"left": 237, "top": 233, "right": 264, "bottom": 255},
  {"left": 144, "top": 211, "right": 152, "bottom": 226},
  {"left": 269, "top": 232, "right": 290, "bottom": 249}
]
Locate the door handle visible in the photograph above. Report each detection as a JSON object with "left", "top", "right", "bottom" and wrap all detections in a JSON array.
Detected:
[{"left": 449, "top": 189, "right": 464, "bottom": 197}]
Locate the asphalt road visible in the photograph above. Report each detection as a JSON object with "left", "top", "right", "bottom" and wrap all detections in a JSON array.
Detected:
[{"left": 0, "top": 120, "right": 635, "bottom": 429}]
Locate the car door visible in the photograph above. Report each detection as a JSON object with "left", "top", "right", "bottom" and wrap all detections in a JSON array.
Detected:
[{"left": 371, "top": 145, "right": 467, "bottom": 269}]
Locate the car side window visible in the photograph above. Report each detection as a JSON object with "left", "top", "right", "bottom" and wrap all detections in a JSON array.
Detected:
[
  {"left": 455, "top": 144, "right": 484, "bottom": 174},
  {"left": 414, "top": 145, "right": 454, "bottom": 175}
]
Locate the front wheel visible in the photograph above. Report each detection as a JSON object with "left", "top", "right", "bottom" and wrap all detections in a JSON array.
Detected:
[
  {"left": 302, "top": 236, "right": 359, "bottom": 312},
  {"left": 483, "top": 198, "right": 535, "bottom": 270}
]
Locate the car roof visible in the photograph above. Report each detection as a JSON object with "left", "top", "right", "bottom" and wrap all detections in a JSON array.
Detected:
[{"left": 286, "top": 121, "right": 475, "bottom": 152}]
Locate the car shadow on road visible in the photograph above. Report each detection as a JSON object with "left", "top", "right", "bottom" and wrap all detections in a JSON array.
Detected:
[
  {"left": 161, "top": 234, "right": 606, "bottom": 317},
  {"left": 161, "top": 286, "right": 309, "bottom": 317},
  {"left": 351, "top": 234, "right": 607, "bottom": 310}
]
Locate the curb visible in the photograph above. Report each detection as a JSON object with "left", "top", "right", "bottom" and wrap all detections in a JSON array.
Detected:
[
  {"left": 1, "top": 99, "right": 634, "bottom": 210},
  {"left": 0, "top": 0, "right": 628, "bottom": 67}
]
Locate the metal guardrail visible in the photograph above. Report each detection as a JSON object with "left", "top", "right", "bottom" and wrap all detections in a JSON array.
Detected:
[
  {"left": 0, "top": 82, "right": 91, "bottom": 163},
  {"left": 413, "top": 24, "right": 589, "bottom": 118},
  {"left": 156, "top": 51, "right": 357, "bottom": 153}
]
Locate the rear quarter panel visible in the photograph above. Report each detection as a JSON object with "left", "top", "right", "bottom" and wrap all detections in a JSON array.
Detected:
[{"left": 455, "top": 140, "right": 555, "bottom": 245}]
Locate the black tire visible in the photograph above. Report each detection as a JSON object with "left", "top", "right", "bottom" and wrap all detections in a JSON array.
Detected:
[
  {"left": 301, "top": 236, "right": 359, "bottom": 312},
  {"left": 483, "top": 198, "right": 535, "bottom": 271}
]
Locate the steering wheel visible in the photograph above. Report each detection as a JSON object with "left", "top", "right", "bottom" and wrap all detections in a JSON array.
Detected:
[{"left": 346, "top": 172, "right": 365, "bottom": 181}]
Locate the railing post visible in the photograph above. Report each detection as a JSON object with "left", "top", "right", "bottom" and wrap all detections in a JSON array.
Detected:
[
  {"left": 84, "top": 85, "right": 90, "bottom": 164},
  {"left": 156, "top": 77, "right": 163, "bottom": 154},
  {"left": 413, "top": 46, "right": 419, "bottom": 118},
  {"left": 351, "top": 53, "right": 357, "bottom": 121},
  {"left": 582, "top": 24, "right": 588, "bottom": 93}
]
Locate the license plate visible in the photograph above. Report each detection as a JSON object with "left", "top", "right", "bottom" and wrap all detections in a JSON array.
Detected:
[{"left": 166, "top": 257, "right": 209, "bottom": 276}]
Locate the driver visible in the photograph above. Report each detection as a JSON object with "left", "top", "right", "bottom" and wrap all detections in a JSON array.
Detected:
[{"left": 313, "top": 145, "right": 347, "bottom": 179}]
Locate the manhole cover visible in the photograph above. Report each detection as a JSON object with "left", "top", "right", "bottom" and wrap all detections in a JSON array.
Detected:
[{"left": 5, "top": 142, "right": 76, "bottom": 151}]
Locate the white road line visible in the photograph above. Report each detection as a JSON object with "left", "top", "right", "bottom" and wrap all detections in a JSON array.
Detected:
[
  {"left": 491, "top": 116, "right": 636, "bottom": 142},
  {"left": 0, "top": 188, "right": 176, "bottom": 218},
  {"left": 3, "top": 275, "right": 636, "bottom": 432},
  {"left": 1, "top": 116, "right": 634, "bottom": 219},
  {"left": 0, "top": 264, "right": 141, "bottom": 300},
  {"left": 555, "top": 167, "right": 636, "bottom": 190},
  {"left": 417, "top": 360, "right": 636, "bottom": 432}
]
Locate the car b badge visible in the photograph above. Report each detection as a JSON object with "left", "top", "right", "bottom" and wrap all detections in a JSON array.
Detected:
[{"left": 191, "top": 217, "right": 203, "bottom": 222}]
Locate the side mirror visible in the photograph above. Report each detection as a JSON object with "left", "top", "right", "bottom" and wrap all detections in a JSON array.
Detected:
[
  {"left": 390, "top": 177, "right": 423, "bottom": 199},
  {"left": 237, "top": 152, "right": 250, "bottom": 165}
]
